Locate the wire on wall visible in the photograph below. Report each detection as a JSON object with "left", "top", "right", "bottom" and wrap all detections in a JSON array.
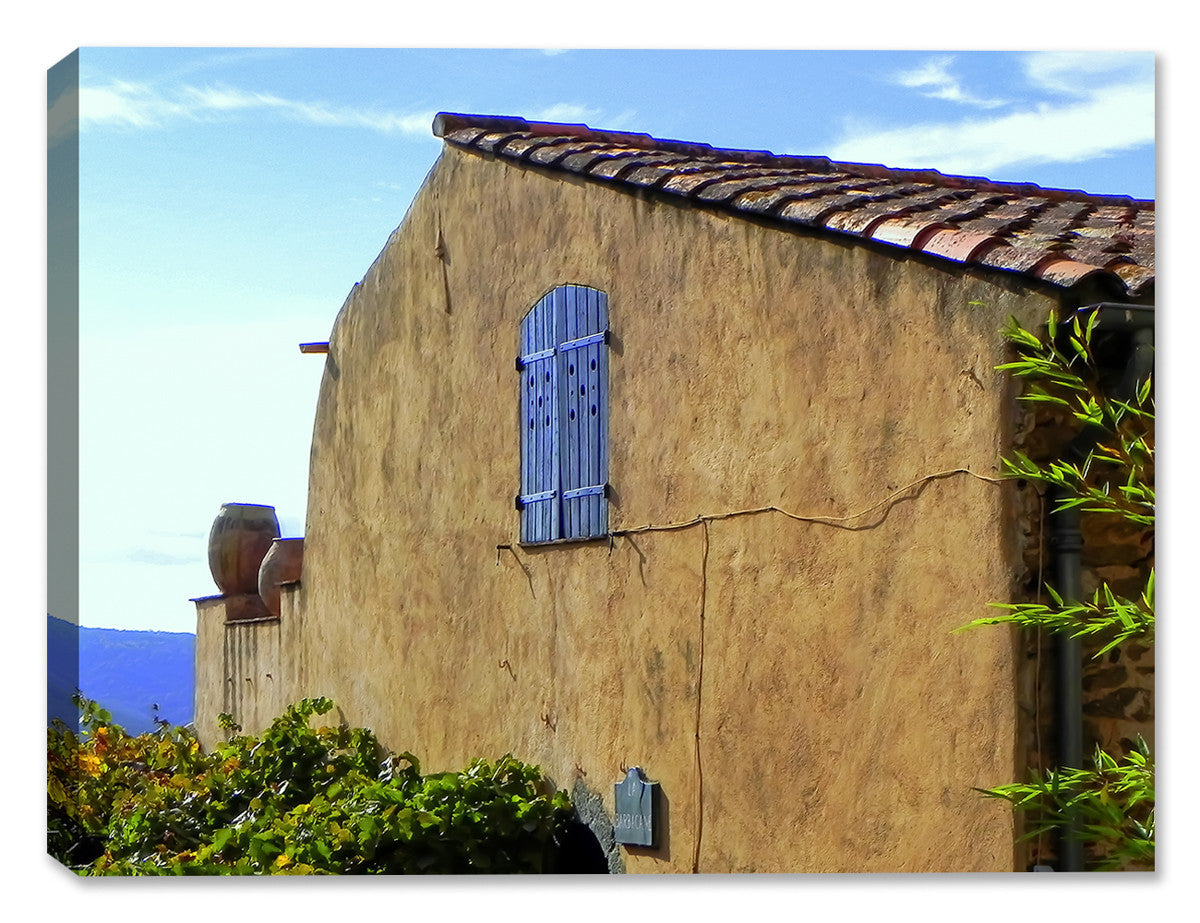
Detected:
[{"left": 608, "top": 468, "right": 1005, "bottom": 539}]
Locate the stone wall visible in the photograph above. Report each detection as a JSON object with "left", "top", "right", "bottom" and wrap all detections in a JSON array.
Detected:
[{"left": 1009, "top": 386, "right": 1154, "bottom": 870}]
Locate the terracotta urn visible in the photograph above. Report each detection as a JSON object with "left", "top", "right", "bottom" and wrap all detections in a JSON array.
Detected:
[
  {"left": 207, "top": 503, "right": 280, "bottom": 596},
  {"left": 257, "top": 537, "right": 304, "bottom": 618}
]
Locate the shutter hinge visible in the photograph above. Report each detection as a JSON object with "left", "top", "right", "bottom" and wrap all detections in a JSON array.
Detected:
[
  {"left": 559, "top": 329, "right": 610, "bottom": 352},
  {"left": 517, "top": 490, "right": 558, "bottom": 510},
  {"left": 562, "top": 482, "right": 609, "bottom": 500},
  {"left": 517, "top": 346, "right": 557, "bottom": 370}
]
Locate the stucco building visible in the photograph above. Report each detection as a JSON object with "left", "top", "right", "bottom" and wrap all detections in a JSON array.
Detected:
[{"left": 193, "top": 114, "right": 1154, "bottom": 873}]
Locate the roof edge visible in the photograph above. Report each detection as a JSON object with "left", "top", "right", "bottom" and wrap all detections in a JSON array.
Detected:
[
  {"left": 432, "top": 112, "right": 1154, "bottom": 209},
  {"left": 429, "top": 112, "right": 1154, "bottom": 298}
]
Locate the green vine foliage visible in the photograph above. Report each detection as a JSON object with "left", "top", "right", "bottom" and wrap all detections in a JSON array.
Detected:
[
  {"left": 48, "top": 695, "right": 573, "bottom": 875},
  {"left": 962, "top": 309, "right": 1154, "bottom": 871}
]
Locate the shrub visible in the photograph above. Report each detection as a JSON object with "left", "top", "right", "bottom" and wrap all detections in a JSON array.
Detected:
[{"left": 48, "top": 695, "right": 572, "bottom": 875}]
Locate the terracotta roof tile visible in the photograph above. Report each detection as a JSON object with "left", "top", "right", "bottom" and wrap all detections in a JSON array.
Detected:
[
  {"left": 732, "top": 183, "right": 849, "bottom": 215},
  {"left": 977, "top": 245, "right": 1060, "bottom": 275},
  {"left": 824, "top": 209, "right": 895, "bottom": 235},
  {"left": 623, "top": 162, "right": 692, "bottom": 188},
  {"left": 659, "top": 169, "right": 736, "bottom": 196},
  {"left": 432, "top": 113, "right": 1155, "bottom": 298},
  {"left": 1092, "top": 204, "right": 1137, "bottom": 221},
  {"left": 921, "top": 230, "right": 1008, "bottom": 263},
  {"left": 586, "top": 150, "right": 675, "bottom": 180},
  {"left": 1034, "top": 258, "right": 1110, "bottom": 289},
  {"left": 781, "top": 192, "right": 908, "bottom": 226},
  {"left": 870, "top": 218, "right": 955, "bottom": 249},
  {"left": 693, "top": 171, "right": 847, "bottom": 204},
  {"left": 496, "top": 135, "right": 556, "bottom": 159},
  {"left": 1110, "top": 264, "right": 1155, "bottom": 294},
  {"left": 559, "top": 148, "right": 615, "bottom": 173},
  {"left": 1067, "top": 239, "right": 1136, "bottom": 263},
  {"left": 473, "top": 130, "right": 525, "bottom": 154}
]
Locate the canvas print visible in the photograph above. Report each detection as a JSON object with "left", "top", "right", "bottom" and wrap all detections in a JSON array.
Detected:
[{"left": 47, "top": 48, "right": 1154, "bottom": 875}]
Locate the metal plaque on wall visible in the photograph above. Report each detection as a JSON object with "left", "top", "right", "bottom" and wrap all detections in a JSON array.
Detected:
[{"left": 613, "top": 767, "right": 658, "bottom": 847}]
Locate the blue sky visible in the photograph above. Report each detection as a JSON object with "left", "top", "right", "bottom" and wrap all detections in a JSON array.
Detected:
[{"left": 51, "top": 47, "right": 1158, "bottom": 634}]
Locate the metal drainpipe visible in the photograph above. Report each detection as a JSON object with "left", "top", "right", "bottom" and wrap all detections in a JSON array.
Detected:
[
  {"left": 1050, "top": 476, "right": 1086, "bottom": 872},
  {"left": 1046, "top": 304, "right": 1153, "bottom": 872}
]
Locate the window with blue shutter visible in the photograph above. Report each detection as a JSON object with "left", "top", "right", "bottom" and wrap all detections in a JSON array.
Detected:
[{"left": 517, "top": 285, "right": 609, "bottom": 543}]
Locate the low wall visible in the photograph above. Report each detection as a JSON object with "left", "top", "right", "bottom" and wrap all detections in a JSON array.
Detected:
[{"left": 193, "top": 585, "right": 300, "bottom": 751}]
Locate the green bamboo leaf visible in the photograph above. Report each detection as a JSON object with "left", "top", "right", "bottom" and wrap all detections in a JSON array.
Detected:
[
  {"left": 1138, "top": 372, "right": 1153, "bottom": 405},
  {"left": 1018, "top": 392, "right": 1071, "bottom": 406},
  {"left": 1004, "top": 320, "right": 1044, "bottom": 349}
]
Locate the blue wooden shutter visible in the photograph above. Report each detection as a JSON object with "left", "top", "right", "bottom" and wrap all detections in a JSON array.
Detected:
[
  {"left": 518, "top": 292, "right": 560, "bottom": 542},
  {"left": 518, "top": 284, "right": 608, "bottom": 543},
  {"left": 557, "top": 285, "right": 608, "bottom": 539}
]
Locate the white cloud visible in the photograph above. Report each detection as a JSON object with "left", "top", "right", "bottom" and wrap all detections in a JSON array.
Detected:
[
  {"left": 892, "top": 55, "right": 1007, "bottom": 109},
  {"left": 1022, "top": 50, "right": 1155, "bottom": 97},
  {"left": 525, "top": 103, "right": 604, "bottom": 125},
  {"left": 80, "top": 80, "right": 191, "bottom": 128},
  {"left": 79, "top": 79, "right": 435, "bottom": 136},
  {"left": 182, "top": 85, "right": 436, "bottom": 133},
  {"left": 128, "top": 548, "right": 203, "bottom": 566},
  {"left": 520, "top": 104, "right": 640, "bottom": 133},
  {"left": 831, "top": 52, "right": 1154, "bottom": 178}
]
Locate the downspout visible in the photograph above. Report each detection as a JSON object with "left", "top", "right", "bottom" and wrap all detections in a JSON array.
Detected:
[
  {"left": 1049, "top": 489, "right": 1084, "bottom": 872},
  {"left": 1048, "top": 302, "right": 1153, "bottom": 872}
]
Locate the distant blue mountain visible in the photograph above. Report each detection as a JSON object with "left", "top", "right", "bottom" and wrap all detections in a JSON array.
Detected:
[{"left": 48, "top": 616, "right": 195, "bottom": 735}]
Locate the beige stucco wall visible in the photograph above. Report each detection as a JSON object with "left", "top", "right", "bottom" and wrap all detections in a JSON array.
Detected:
[
  {"left": 193, "top": 593, "right": 294, "bottom": 749},
  {"left": 238, "top": 147, "right": 1064, "bottom": 871}
]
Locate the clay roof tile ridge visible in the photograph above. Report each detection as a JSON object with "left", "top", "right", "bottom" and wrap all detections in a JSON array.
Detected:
[{"left": 432, "top": 113, "right": 1154, "bottom": 295}]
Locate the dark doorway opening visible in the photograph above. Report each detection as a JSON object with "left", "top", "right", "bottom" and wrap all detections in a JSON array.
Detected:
[{"left": 549, "top": 820, "right": 609, "bottom": 873}]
